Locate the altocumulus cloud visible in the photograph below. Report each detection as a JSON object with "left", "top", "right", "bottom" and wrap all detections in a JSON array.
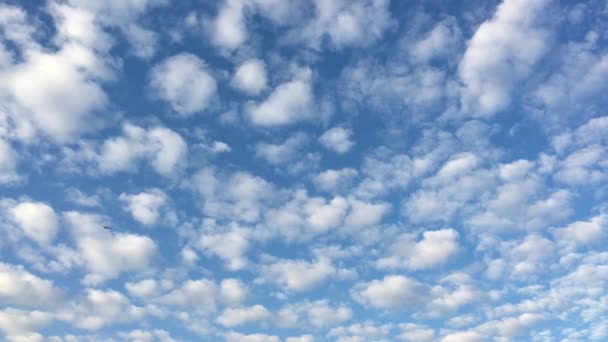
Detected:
[{"left": 0, "top": 0, "right": 607, "bottom": 341}]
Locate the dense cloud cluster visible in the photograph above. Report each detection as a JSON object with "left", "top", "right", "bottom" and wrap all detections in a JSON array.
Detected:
[{"left": 1, "top": 0, "right": 607, "bottom": 341}]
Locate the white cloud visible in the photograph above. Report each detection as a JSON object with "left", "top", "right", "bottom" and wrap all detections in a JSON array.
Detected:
[
  {"left": 247, "top": 68, "right": 315, "bottom": 126},
  {"left": 377, "top": 229, "right": 460, "bottom": 270},
  {"left": 161, "top": 278, "right": 226, "bottom": 310},
  {"left": 63, "top": 211, "right": 157, "bottom": 283},
  {"left": 459, "top": 0, "right": 551, "bottom": 116},
  {"left": 293, "top": 0, "right": 393, "bottom": 49},
  {"left": 319, "top": 127, "right": 355, "bottom": 154},
  {"left": 286, "top": 336, "right": 315, "bottom": 342},
  {"left": 64, "top": 288, "right": 146, "bottom": 330},
  {"left": 232, "top": 58, "right": 268, "bottom": 95},
  {"left": 411, "top": 18, "right": 462, "bottom": 63},
  {"left": 10, "top": 201, "right": 59, "bottom": 245},
  {"left": 217, "top": 304, "right": 272, "bottom": 327},
  {"left": 220, "top": 278, "right": 249, "bottom": 306},
  {"left": 149, "top": 53, "right": 217, "bottom": 116},
  {"left": 119, "top": 189, "right": 167, "bottom": 226},
  {"left": 255, "top": 133, "right": 308, "bottom": 165},
  {"left": 192, "top": 168, "right": 274, "bottom": 222},
  {"left": 0, "top": 263, "right": 64, "bottom": 308},
  {"left": 0, "top": 3, "right": 116, "bottom": 143},
  {"left": 305, "top": 196, "right": 349, "bottom": 232},
  {"left": 65, "top": 188, "right": 100, "bottom": 207},
  {"left": 306, "top": 300, "right": 352, "bottom": 328},
  {"left": 209, "top": 0, "right": 248, "bottom": 50},
  {"left": 533, "top": 34, "right": 608, "bottom": 125},
  {"left": 329, "top": 321, "right": 392, "bottom": 340},
  {"left": 119, "top": 329, "right": 178, "bottom": 342},
  {"left": 352, "top": 275, "right": 425, "bottom": 309},
  {"left": 261, "top": 257, "right": 336, "bottom": 292},
  {"left": 125, "top": 279, "right": 160, "bottom": 298},
  {"left": 344, "top": 199, "right": 389, "bottom": 228},
  {"left": 553, "top": 214, "right": 607, "bottom": 249},
  {"left": 224, "top": 332, "right": 280, "bottom": 342},
  {"left": 440, "top": 331, "right": 485, "bottom": 342},
  {"left": 313, "top": 168, "right": 358, "bottom": 193},
  {"left": 198, "top": 226, "right": 251, "bottom": 270},
  {"left": 0, "top": 308, "right": 53, "bottom": 341},
  {"left": 98, "top": 124, "right": 188, "bottom": 177}
]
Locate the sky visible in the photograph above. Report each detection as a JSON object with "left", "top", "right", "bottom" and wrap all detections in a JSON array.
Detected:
[{"left": 0, "top": 0, "right": 607, "bottom": 341}]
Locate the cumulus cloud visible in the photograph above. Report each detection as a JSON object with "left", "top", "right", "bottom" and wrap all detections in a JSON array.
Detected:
[
  {"left": 247, "top": 68, "right": 315, "bottom": 126},
  {"left": 149, "top": 53, "right": 217, "bottom": 116},
  {"left": 0, "top": 3, "right": 114, "bottom": 142},
  {"left": 319, "top": 127, "right": 355, "bottom": 154},
  {"left": 217, "top": 304, "right": 272, "bottom": 327},
  {"left": 63, "top": 211, "right": 157, "bottom": 284},
  {"left": 459, "top": 0, "right": 551, "bottom": 116},
  {"left": 10, "top": 201, "right": 59, "bottom": 245},
  {"left": 192, "top": 168, "right": 274, "bottom": 223},
  {"left": 261, "top": 257, "right": 337, "bottom": 292},
  {"left": 352, "top": 275, "right": 426, "bottom": 309},
  {"left": 313, "top": 168, "right": 358, "bottom": 193},
  {"left": 377, "top": 229, "right": 460, "bottom": 270},
  {"left": 232, "top": 58, "right": 268, "bottom": 95},
  {"left": 292, "top": 0, "right": 394, "bottom": 49},
  {"left": 197, "top": 225, "right": 251, "bottom": 270},
  {"left": 119, "top": 189, "right": 167, "bottom": 226},
  {"left": 97, "top": 123, "right": 188, "bottom": 177},
  {"left": 255, "top": 132, "right": 309, "bottom": 165},
  {"left": 0, "top": 263, "right": 64, "bottom": 308}
]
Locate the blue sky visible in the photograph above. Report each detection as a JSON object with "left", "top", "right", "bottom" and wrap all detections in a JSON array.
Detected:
[{"left": 0, "top": 0, "right": 607, "bottom": 341}]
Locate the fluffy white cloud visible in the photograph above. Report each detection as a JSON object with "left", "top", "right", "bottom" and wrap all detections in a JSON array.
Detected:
[
  {"left": 319, "top": 127, "right": 355, "bottom": 154},
  {"left": 98, "top": 124, "right": 188, "bottom": 177},
  {"left": 65, "top": 188, "right": 100, "bottom": 207},
  {"left": 313, "top": 168, "right": 358, "bottom": 193},
  {"left": 352, "top": 275, "right": 425, "bottom": 309},
  {"left": 65, "top": 288, "right": 146, "bottom": 330},
  {"left": 220, "top": 278, "right": 249, "bottom": 306},
  {"left": 411, "top": 18, "right": 462, "bottom": 63},
  {"left": 198, "top": 226, "right": 251, "bottom": 270},
  {"left": 293, "top": 0, "right": 393, "bottom": 49},
  {"left": 217, "top": 304, "right": 272, "bottom": 327},
  {"left": 149, "top": 53, "right": 217, "bottom": 116},
  {"left": 224, "top": 332, "right": 280, "bottom": 342},
  {"left": 247, "top": 68, "right": 315, "bottom": 126},
  {"left": 119, "top": 329, "right": 177, "bottom": 342},
  {"left": 0, "top": 3, "right": 113, "bottom": 142},
  {"left": 533, "top": 34, "right": 608, "bottom": 124},
  {"left": 10, "top": 201, "right": 59, "bottom": 245},
  {"left": 119, "top": 189, "right": 167, "bottom": 226},
  {"left": 459, "top": 0, "right": 551, "bottom": 116},
  {"left": 161, "top": 278, "right": 217, "bottom": 309},
  {"left": 192, "top": 168, "right": 274, "bottom": 222},
  {"left": 63, "top": 211, "right": 157, "bottom": 284},
  {"left": 0, "top": 308, "right": 53, "bottom": 341},
  {"left": 0, "top": 263, "right": 64, "bottom": 308},
  {"left": 261, "top": 257, "right": 336, "bottom": 292},
  {"left": 377, "top": 229, "right": 460, "bottom": 270},
  {"left": 553, "top": 214, "right": 607, "bottom": 249},
  {"left": 125, "top": 279, "right": 160, "bottom": 299},
  {"left": 305, "top": 300, "right": 352, "bottom": 328},
  {"left": 232, "top": 59, "right": 267, "bottom": 95},
  {"left": 209, "top": 0, "right": 248, "bottom": 50},
  {"left": 344, "top": 198, "right": 389, "bottom": 228},
  {"left": 329, "top": 321, "right": 392, "bottom": 340},
  {"left": 255, "top": 133, "right": 309, "bottom": 165}
]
